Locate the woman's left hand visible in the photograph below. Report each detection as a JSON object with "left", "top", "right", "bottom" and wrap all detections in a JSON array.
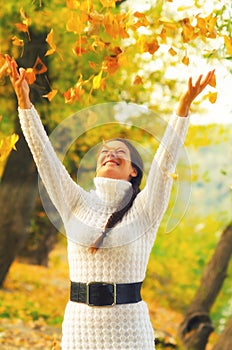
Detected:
[{"left": 177, "top": 69, "right": 215, "bottom": 117}]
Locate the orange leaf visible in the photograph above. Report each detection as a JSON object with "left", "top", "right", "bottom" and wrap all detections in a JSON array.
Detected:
[
  {"left": 43, "top": 89, "right": 57, "bottom": 101},
  {"left": 15, "top": 23, "right": 28, "bottom": 33},
  {"left": 33, "top": 57, "right": 47, "bottom": 75},
  {"left": 207, "top": 91, "right": 217, "bottom": 104},
  {"left": 131, "top": 12, "right": 150, "bottom": 30},
  {"left": 180, "top": 18, "right": 196, "bottom": 42},
  {"left": 12, "top": 36, "right": 24, "bottom": 47},
  {"left": 103, "top": 11, "right": 129, "bottom": 39},
  {"left": 209, "top": 73, "right": 216, "bottom": 88},
  {"left": 102, "top": 56, "right": 119, "bottom": 74},
  {"left": 25, "top": 68, "right": 36, "bottom": 85},
  {"left": 133, "top": 75, "right": 143, "bottom": 85},
  {"left": 144, "top": 39, "right": 160, "bottom": 54},
  {"left": 182, "top": 55, "right": 190, "bottom": 65},
  {"left": 168, "top": 47, "right": 177, "bottom": 56},
  {"left": 64, "top": 76, "right": 85, "bottom": 103}
]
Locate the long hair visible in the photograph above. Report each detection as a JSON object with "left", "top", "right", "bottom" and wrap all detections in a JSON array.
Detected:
[{"left": 89, "top": 138, "right": 144, "bottom": 254}]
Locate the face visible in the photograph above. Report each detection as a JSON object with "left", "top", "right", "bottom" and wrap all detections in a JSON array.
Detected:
[{"left": 96, "top": 140, "right": 137, "bottom": 181}]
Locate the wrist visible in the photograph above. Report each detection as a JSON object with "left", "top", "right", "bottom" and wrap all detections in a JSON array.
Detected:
[
  {"left": 177, "top": 94, "right": 192, "bottom": 117},
  {"left": 17, "top": 95, "right": 31, "bottom": 109}
]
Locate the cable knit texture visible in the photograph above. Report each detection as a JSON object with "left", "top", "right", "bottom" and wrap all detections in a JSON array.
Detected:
[{"left": 18, "top": 105, "right": 190, "bottom": 350}]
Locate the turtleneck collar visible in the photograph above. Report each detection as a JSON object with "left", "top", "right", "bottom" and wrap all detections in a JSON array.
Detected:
[{"left": 93, "top": 177, "right": 133, "bottom": 210}]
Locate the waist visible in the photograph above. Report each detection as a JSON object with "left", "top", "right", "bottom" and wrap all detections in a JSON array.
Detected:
[{"left": 70, "top": 280, "right": 143, "bottom": 307}]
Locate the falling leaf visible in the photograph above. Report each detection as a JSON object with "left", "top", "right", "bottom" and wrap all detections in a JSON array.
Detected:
[
  {"left": 43, "top": 89, "right": 58, "bottom": 101},
  {"left": 103, "top": 11, "right": 129, "bottom": 39},
  {"left": 64, "top": 76, "right": 85, "bottom": 103},
  {"left": 130, "top": 11, "right": 150, "bottom": 30},
  {"left": 15, "top": 23, "right": 29, "bottom": 33},
  {"left": 180, "top": 18, "right": 196, "bottom": 42},
  {"left": 12, "top": 36, "right": 24, "bottom": 47},
  {"left": 102, "top": 56, "right": 119, "bottom": 74},
  {"left": 66, "top": 12, "right": 86, "bottom": 34},
  {"left": 100, "top": 0, "right": 116, "bottom": 7},
  {"left": 45, "top": 29, "right": 57, "bottom": 56},
  {"left": 207, "top": 91, "right": 217, "bottom": 104},
  {"left": 168, "top": 47, "right": 177, "bottom": 56},
  {"left": 182, "top": 55, "right": 189, "bottom": 65},
  {"left": 0, "top": 54, "right": 11, "bottom": 79},
  {"left": 25, "top": 68, "right": 36, "bottom": 84},
  {"left": 144, "top": 39, "right": 160, "bottom": 54},
  {"left": 224, "top": 35, "right": 232, "bottom": 56},
  {"left": 33, "top": 56, "right": 47, "bottom": 75},
  {"left": 169, "top": 173, "right": 179, "bottom": 180},
  {"left": 133, "top": 75, "right": 143, "bottom": 85},
  {"left": 208, "top": 72, "right": 216, "bottom": 88},
  {"left": 92, "top": 70, "right": 103, "bottom": 89}
]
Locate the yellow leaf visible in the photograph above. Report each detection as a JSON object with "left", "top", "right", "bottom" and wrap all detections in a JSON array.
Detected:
[
  {"left": 207, "top": 91, "right": 217, "bottom": 104},
  {"left": 182, "top": 55, "right": 190, "bottom": 65},
  {"left": 133, "top": 75, "right": 143, "bottom": 85},
  {"left": 169, "top": 173, "right": 179, "bottom": 180},
  {"left": 100, "top": 0, "right": 116, "bottom": 7},
  {"left": 10, "top": 133, "right": 19, "bottom": 150},
  {"left": 66, "top": 12, "right": 86, "bottom": 34},
  {"left": 45, "top": 29, "right": 56, "bottom": 56},
  {"left": 93, "top": 70, "right": 103, "bottom": 90},
  {"left": 168, "top": 47, "right": 177, "bottom": 56},
  {"left": 224, "top": 35, "right": 232, "bottom": 56}
]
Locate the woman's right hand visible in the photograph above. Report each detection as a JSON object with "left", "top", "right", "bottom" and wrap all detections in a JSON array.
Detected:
[{"left": 6, "top": 55, "right": 32, "bottom": 109}]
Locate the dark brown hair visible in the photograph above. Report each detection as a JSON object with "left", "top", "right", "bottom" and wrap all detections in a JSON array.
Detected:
[{"left": 89, "top": 138, "right": 144, "bottom": 254}]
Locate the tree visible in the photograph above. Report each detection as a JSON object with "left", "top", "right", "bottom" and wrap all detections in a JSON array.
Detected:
[{"left": 178, "top": 222, "right": 232, "bottom": 349}]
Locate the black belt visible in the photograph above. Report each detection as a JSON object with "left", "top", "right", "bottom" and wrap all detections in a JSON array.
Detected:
[{"left": 70, "top": 281, "right": 142, "bottom": 307}]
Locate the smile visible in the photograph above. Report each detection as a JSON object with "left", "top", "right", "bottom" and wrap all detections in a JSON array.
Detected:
[{"left": 103, "top": 160, "right": 120, "bottom": 166}]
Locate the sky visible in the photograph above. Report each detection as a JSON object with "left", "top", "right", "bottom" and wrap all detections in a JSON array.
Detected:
[{"left": 124, "top": 0, "right": 232, "bottom": 125}]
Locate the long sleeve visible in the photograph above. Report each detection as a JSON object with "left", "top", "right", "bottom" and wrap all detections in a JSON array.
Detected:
[
  {"left": 137, "top": 112, "right": 190, "bottom": 226},
  {"left": 18, "top": 105, "right": 81, "bottom": 222}
]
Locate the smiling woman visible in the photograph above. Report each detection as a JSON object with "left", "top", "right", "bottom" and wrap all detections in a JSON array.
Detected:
[
  {"left": 6, "top": 54, "right": 215, "bottom": 350},
  {"left": 96, "top": 140, "right": 139, "bottom": 180}
]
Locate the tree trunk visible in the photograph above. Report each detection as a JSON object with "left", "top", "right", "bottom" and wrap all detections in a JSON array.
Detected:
[
  {"left": 178, "top": 223, "right": 232, "bottom": 350},
  {"left": 0, "top": 32, "right": 50, "bottom": 286},
  {"left": 212, "top": 316, "right": 232, "bottom": 350}
]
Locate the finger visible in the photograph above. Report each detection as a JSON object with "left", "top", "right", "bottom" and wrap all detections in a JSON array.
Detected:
[
  {"left": 188, "top": 77, "right": 193, "bottom": 91},
  {"left": 200, "top": 70, "right": 215, "bottom": 89},
  {"left": 195, "top": 74, "right": 203, "bottom": 87}
]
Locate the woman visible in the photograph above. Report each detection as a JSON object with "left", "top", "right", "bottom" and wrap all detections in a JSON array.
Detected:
[{"left": 7, "top": 55, "right": 214, "bottom": 349}]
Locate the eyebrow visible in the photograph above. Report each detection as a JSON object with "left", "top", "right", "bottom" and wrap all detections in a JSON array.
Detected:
[{"left": 101, "top": 146, "right": 128, "bottom": 152}]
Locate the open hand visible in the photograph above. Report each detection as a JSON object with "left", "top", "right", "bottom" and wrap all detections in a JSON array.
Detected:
[
  {"left": 177, "top": 69, "right": 215, "bottom": 117},
  {"left": 6, "top": 55, "right": 31, "bottom": 109}
]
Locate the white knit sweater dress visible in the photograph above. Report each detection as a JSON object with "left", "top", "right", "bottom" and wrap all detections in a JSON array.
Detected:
[{"left": 18, "top": 105, "right": 189, "bottom": 350}]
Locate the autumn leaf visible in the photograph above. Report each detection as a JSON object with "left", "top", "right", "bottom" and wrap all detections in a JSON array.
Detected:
[
  {"left": 92, "top": 70, "right": 103, "bottom": 89},
  {"left": 144, "top": 39, "right": 160, "bottom": 55},
  {"left": 130, "top": 11, "right": 150, "bottom": 30},
  {"left": 209, "top": 72, "right": 216, "bottom": 88},
  {"left": 207, "top": 91, "right": 217, "bottom": 104},
  {"left": 66, "top": 12, "right": 86, "bottom": 34},
  {"left": 12, "top": 36, "right": 24, "bottom": 47},
  {"left": 64, "top": 76, "right": 85, "bottom": 103},
  {"left": 180, "top": 18, "right": 196, "bottom": 42},
  {"left": 224, "top": 35, "right": 232, "bottom": 56},
  {"left": 0, "top": 133, "right": 19, "bottom": 162},
  {"left": 0, "top": 54, "right": 11, "bottom": 79},
  {"left": 182, "top": 55, "right": 190, "bottom": 65},
  {"left": 45, "top": 29, "right": 57, "bottom": 56},
  {"left": 133, "top": 75, "right": 143, "bottom": 85},
  {"left": 100, "top": 0, "right": 116, "bottom": 8},
  {"left": 102, "top": 56, "right": 119, "bottom": 74},
  {"left": 25, "top": 68, "right": 36, "bottom": 85},
  {"left": 169, "top": 173, "right": 179, "bottom": 180},
  {"left": 33, "top": 56, "right": 47, "bottom": 75},
  {"left": 103, "top": 11, "right": 129, "bottom": 39},
  {"left": 43, "top": 89, "right": 58, "bottom": 101},
  {"left": 168, "top": 47, "right": 177, "bottom": 56}
]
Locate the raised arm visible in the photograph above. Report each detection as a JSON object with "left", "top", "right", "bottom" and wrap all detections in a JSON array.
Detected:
[
  {"left": 139, "top": 70, "right": 215, "bottom": 225},
  {"left": 7, "top": 55, "right": 81, "bottom": 222}
]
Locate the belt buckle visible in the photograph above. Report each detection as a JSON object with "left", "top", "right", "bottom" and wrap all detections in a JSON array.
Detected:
[{"left": 86, "top": 282, "right": 117, "bottom": 307}]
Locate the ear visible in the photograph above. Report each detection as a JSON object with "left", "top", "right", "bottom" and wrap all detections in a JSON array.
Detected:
[{"left": 130, "top": 166, "right": 138, "bottom": 178}]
